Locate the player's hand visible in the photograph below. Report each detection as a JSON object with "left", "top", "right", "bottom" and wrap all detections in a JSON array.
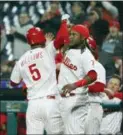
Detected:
[
  {"left": 104, "top": 88, "right": 114, "bottom": 97},
  {"left": 62, "top": 83, "right": 77, "bottom": 95},
  {"left": 61, "top": 14, "right": 70, "bottom": 25},
  {"left": 45, "top": 33, "right": 54, "bottom": 42}
]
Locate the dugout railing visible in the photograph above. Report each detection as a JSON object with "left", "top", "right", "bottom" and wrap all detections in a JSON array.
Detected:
[{"left": 0, "top": 101, "right": 27, "bottom": 135}]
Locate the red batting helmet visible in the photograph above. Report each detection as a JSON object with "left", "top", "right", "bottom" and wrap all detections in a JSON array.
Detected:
[
  {"left": 87, "top": 37, "right": 98, "bottom": 60},
  {"left": 71, "top": 25, "right": 90, "bottom": 39},
  {"left": 26, "top": 27, "right": 46, "bottom": 45}
]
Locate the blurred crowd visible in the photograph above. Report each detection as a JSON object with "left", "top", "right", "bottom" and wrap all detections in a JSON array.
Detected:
[
  {"left": 0, "top": 1, "right": 123, "bottom": 134},
  {"left": 0, "top": 1, "right": 123, "bottom": 81}
]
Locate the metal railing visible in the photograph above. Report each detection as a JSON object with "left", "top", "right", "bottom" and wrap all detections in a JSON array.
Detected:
[{"left": 0, "top": 100, "right": 27, "bottom": 135}]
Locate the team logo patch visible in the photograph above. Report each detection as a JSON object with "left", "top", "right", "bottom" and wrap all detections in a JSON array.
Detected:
[{"left": 63, "top": 57, "right": 77, "bottom": 71}]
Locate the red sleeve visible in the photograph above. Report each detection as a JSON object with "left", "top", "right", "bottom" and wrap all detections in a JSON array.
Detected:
[
  {"left": 55, "top": 51, "right": 63, "bottom": 64},
  {"left": 74, "top": 70, "right": 97, "bottom": 87},
  {"left": 88, "top": 82, "right": 105, "bottom": 93},
  {"left": 114, "top": 92, "right": 123, "bottom": 100},
  {"left": 10, "top": 80, "right": 19, "bottom": 86},
  {"left": 54, "top": 20, "right": 69, "bottom": 49}
]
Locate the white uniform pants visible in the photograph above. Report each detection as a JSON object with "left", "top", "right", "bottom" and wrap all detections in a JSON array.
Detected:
[
  {"left": 84, "top": 102, "right": 103, "bottom": 134},
  {"left": 26, "top": 95, "right": 64, "bottom": 135},
  {"left": 100, "top": 111, "right": 122, "bottom": 134},
  {"left": 60, "top": 93, "right": 89, "bottom": 134}
]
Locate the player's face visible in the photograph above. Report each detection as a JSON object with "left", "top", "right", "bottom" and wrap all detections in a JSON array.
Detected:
[
  {"left": 69, "top": 30, "right": 83, "bottom": 47},
  {"left": 107, "top": 78, "right": 120, "bottom": 93}
]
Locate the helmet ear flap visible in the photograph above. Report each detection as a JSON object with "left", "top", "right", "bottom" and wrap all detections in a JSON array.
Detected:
[
  {"left": 87, "top": 37, "right": 97, "bottom": 50},
  {"left": 26, "top": 27, "right": 46, "bottom": 45},
  {"left": 86, "top": 37, "right": 98, "bottom": 60}
]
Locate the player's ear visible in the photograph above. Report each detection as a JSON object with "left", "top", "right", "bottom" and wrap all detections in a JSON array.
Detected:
[
  {"left": 80, "top": 36, "right": 85, "bottom": 44},
  {"left": 80, "top": 35, "right": 85, "bottom": 41}
]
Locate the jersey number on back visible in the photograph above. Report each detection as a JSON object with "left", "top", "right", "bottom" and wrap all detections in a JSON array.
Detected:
[{"left": 29, "top": 64, "right": 41, "bottom": 81}]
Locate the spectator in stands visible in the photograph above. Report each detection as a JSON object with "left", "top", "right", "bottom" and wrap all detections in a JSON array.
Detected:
[
  {"left": 100, "top": 74, "right": 123, "bottom": 134},
  {"left": 86, "top": 1, "right": 120, "bottom": 47},
  {"left": 70, "top": 2, "right": 86, "bottom": 24},
  {"left": 87, "top": 7, "right": 102, "bottom": 25},
  {"left": 101, "top": 1, "right": 119, "bottom": 23},
  {"left": 1, "top": 60, "right": 16, "bottom": 79},
  {"left": 10, "top": 11, "right": 33, "bottom": 59},
  {"left": 36, "top": 1, "right": 61, "bottom": 35},
  {"left": 87, "top": 1, "right": 119, "bottom": 24},
  {"left": 88, "top": 8, "right": 109, "bottom": 46},
  {"left": 99, "top": 20, "right": 122, "bottom": 79},
  {"left": 0, "top": 26, "right": 6, "bottom": 52},
  {"left": 104, "top": 74, "right": 122, "bottom": 98},
  {"left": 84, "top": 6, "right": 109, "bottom": 47},
  {"left": 0, "top": 25, "right": 8, "bottom": 62},
  {"left": 86, "top": 1, "right": 97, "bottom": 14},
  {"left": 102, "top": 21, "right": 122, "bottom": 56}
]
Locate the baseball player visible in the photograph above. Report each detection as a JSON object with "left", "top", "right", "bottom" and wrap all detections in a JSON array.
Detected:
[
  {"left": 100, "top": 74, "right": 123, "bottom": 134},
  {"left": 58, "top": 24, "right": 98, "bottom": 134},
  {"left": 84, "top": 37, "right": 106, "bottom": 134},
  {"left": 10, "top": 21, "right": 69, "bottom": 134}
]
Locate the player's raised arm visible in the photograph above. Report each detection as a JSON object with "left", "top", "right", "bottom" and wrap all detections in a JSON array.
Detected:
[
  {"left": 45, "top": 15, "right": 70, "bottom": 57},
  {"left": 53, "top": 14, "right": 70, "bottom": 49}
]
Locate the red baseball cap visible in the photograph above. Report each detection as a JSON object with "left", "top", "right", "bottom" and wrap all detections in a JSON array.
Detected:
[{"left": 109, "top": 20, "right": 120, "bottom": 30}]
